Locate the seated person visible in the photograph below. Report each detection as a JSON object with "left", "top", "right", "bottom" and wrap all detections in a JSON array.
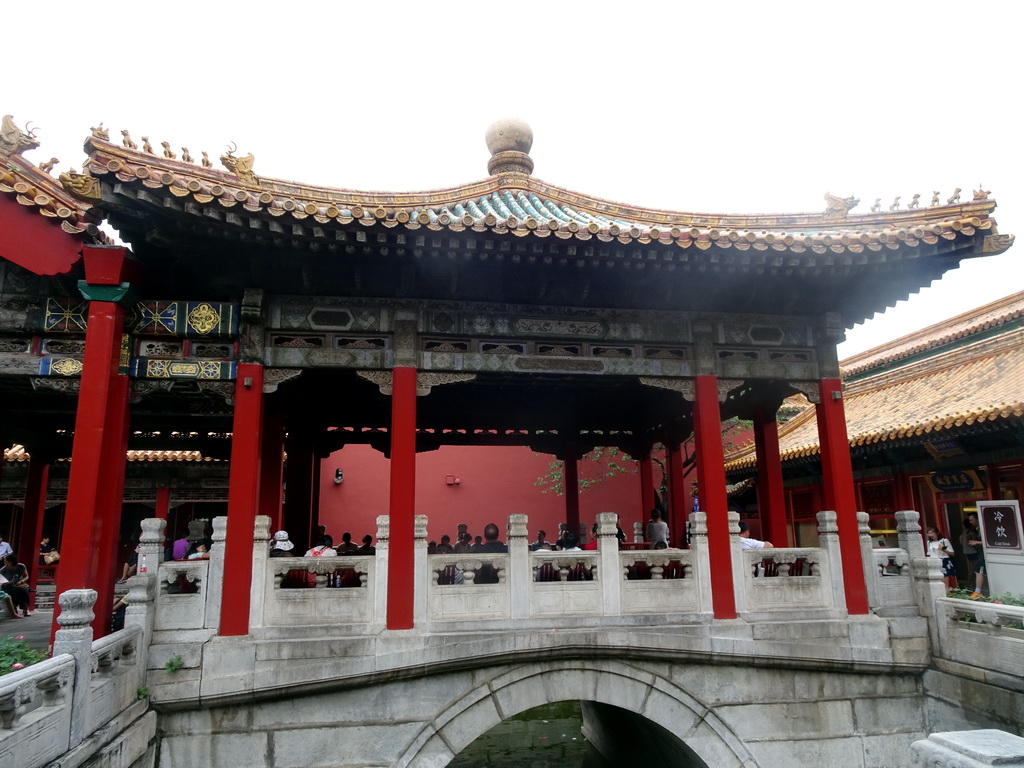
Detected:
[
  {"left": 1, "top": 554, "right": 30, "bottom": 617},
  {"left": 40, "top": 535, "right": 60, "bottom": 565},
  {"left": 305, "top": 535, "right": 337, "bottom": 557},
  {"left": 583, "top": 523, "right": 599, "bottom": 550},
  {"left": 453, "top": 533, "right": 473, "bottom": 554},
  {"left": 336, "top": 532, "right": 359, "bottom": 554},
  {"left": 357, "top": 534, "right": 375, "bottom": 555},
  {"left": 187, "top": 539, "right": 212, "bottom": 559},
  {"left": 434, "top": 534, "right": 454, "bottom": 554},
  {"left": 738, "top": 522, "right": 773, "bottom": 549},
  {"left": 530, "top": 530, "right": 552, "bottom": 552},
  {"left": 118, "top": 543, "right": 140, "bottom": 583},
  {"left": 270, "top": 531, "right": 295, "bottom": 557},
  {"left": 474, "top": 523, "right": 507, "bottom": 584}
]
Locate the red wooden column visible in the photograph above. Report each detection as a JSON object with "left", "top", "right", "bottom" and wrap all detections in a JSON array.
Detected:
[
  {"left": 259, "top": 400, "right": 285, "bottom": 530},
  {"left": 668, "top": 443, "right": 687, "bottom": 544},
  {"left": 387, "top": 367, "right": 417, "bottom": 630},
  {"left": 639, "top": 453, "right": 655, "bottom": 518},
  {"left": 155, "top": 487, "right": 171, "bottom": 520},
  {"left": 54, "top": 245, "right": 133, "bottom": 640},
  {"left": 693, "top": 375, "right": 737, "bottom": 619},
  {"left": 563, "top": 451, "right": 580, "bottom": 535},
  {"left": 19, "top": 458, "right": 50, "bottom": 611},
  {"left": 219, "top": 363, "right": 265, "bottom": 636},
  {"left": 816, "top": 378, "right": 869, "bottom": 614},
  {"left": 754, "top": 404, "right": 788, "bottom": 546}
]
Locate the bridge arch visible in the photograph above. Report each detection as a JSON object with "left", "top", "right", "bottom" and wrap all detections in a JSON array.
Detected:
[{"left": 396, "top": 659, "right": 757, "bottom": 767}]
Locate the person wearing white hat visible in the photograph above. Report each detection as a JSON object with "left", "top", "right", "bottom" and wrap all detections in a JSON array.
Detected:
[{"left": 270, "top": 531, "right": 295, "bottom": 557}]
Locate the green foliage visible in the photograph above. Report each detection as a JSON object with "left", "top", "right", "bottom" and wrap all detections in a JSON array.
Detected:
[
  {"left": 534, "top": 446, "right": 641, "bottom": 497},
  {"left": 947, "top": 588, "right": 1024, "bottom": 628},
  {"left": 0, "top": 635, "right": 48, "bottom": 676},
  {"left": 164, "top": 654, "right": 185, "bottom": 673},
  {"left": 137, "top": 686, "right": 151, "bottom": 699}
]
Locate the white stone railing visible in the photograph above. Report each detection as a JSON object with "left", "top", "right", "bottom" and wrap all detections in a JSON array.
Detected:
[
  {"left": 154, "top": 559, "right": 210, "bottom": 631},
  {"left": 619, "top": 549, "right": 699, "bottom": 615},
  {"left": 740, "top": 547, "right": 834, "bottom": 614},
  {"left": 935, "top": 597, "right": 1024, "bottom": 679},
  {"left": 0, "top": 590, "right": 148, "bottom": 768},
  {"left": 260, "top": 555, "right": 377, "bottom": 626}
]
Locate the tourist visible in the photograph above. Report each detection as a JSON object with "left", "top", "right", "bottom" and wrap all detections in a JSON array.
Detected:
[
  {"left": 472, "top": 535, "right": 484, "bottom": 552},
  {"left": 561, "top": 531, "right": 582, "bottom": 551},
  {"left": 434, "top": 534, "right": 454, "bottom": 554},
  {"left": 926, "top": 527, "right": 957, "bottom": 588},
  {"left": 305, "top": 535, "right": 337, "bottom": 557},
  {"left": 530, "top": 530, "right": 552, "bottom": 551},
  {"left": 0, "top": 553, "right": 30, "bottom": 617},
  {"left": 453, "top": 532, "right": 473, "bottom": 554},
  {"left": 476, "top": 524, "right": 508, "bottom": 554},
  {"left": 270, "top": 530, "right": 295, "bottom": 557},
  {"left": 960, "top": 514, "right": 980, "bottom": 584},
  {"left": 583, "top": 523, "right": 599, "bottom": 550},
  {"left": 336, "top": 532, "right": 359, "bottom": 554},
  {"left": 738, "top": 522, "right": 773, "bottom": 549},
  {"left": 964, "top": 521, "right": 987, "bottom": 599},
  {"left": 616, "top": 516, "right": 626, "bottom": 548},
  {"left": 118, "top": 541, "right": 140, "bottom": 583},
  {"left": 187, "top": 539, "right": 212, "bottom": 559},
  {"left": 646, "top": 509, "right": 669, "bottom": 548},
  {"left": 171, "top": 533, "right": 190, "bottom": 560},
  {"left": 357, "top": 534, "right": 375, "bottom": 555},
  {"left": 0, "top": 533, "right": 12, "bottom": 560},
  {"left": 39, "top": 534, "right": 60, "bottom": 565}
]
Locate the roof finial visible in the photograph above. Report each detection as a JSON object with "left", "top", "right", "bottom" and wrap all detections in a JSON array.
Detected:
[{"left": 485, "top": 118, "right": 534, "bottom": 177}]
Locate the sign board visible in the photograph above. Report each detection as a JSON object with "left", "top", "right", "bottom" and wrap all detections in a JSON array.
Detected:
[
  {"left": 927, "top": 469, "right": 985, "bottom": 493},
  {"left": 977, "top": 500, "right": 1023, "bottom": 594}
]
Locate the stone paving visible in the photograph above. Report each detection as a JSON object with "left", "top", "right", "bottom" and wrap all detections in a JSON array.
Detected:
[{"left": 1, "top": 608, "right": 54, "bottom": 652}]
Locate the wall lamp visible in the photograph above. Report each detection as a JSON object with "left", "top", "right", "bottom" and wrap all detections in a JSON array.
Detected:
[
  {"left": 445, "top": 474, "right": 461, "bottom": 486},
  {"left": 334, "top": 468, "right": 344, "bottom": 485}
]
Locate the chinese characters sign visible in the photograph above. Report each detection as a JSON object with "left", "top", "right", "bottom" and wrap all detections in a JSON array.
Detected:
[{"left": 978, "top": 501, "right": 1022, "bottom": 552}]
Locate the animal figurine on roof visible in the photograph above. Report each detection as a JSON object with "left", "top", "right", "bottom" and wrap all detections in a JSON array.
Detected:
[
  {"left": 220, "top": 143, "right": 258, "bottom": 185},
  {"left": 121, "top": 130, "right": 138, "bottom": 150},
  {"left": 0, "top": 115, "right": 40, "bottom": 156},
  {"left": 823, "top": 192, "right": 859, "bottom": 219},
  {"left": 38, "top": 157, "right": 59, "bottom": 174},
  {"left": 947, "top": 187, "right": 961, "bottom": 205}
]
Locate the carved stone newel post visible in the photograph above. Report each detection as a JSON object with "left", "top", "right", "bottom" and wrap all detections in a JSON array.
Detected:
[{"left": 52, "top": 589, "right": 97, "bottom": 748}]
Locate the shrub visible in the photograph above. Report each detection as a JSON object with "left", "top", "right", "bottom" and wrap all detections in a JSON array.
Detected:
[{"left": 0, "top": 635, "right": 48, "bottom": 676}]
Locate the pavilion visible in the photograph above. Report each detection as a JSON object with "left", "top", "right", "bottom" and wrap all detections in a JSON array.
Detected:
[{"left": 0, "top": 114, "right": 1013, "bottom": 635}]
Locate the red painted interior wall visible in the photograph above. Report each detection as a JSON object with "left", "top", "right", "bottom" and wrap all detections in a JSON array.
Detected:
[{"left": 316, "top": 445, "right": 645, "bottom": 545}]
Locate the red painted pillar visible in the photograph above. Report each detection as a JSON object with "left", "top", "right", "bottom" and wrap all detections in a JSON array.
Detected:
[
  {"left": 754, "top": 404, "right": 787, "bottom": 546},
  {"left": 693, "top": 375, "right": 737, "bottom": 619},
  {"left": 259, "top": 400, "right": 285, "bottom": 530},
  {"left": 54, "top": 246, "right": 133, "bottom": 640},
  {"left": 387, "top": 367, "right": 417, "bottom": 630},
  {"left": 563, "top": 452, "right": 580, "bottom": 534},
  {"left": 155, "top": 486, "right": 171, "bottom": 520},
  {"left": 219, "top": 363, "right": 265, "bottom": 636},
  {"left": 639, "top": 453, "right": 655, "bottom": 518},
  {"left": 20, "top": 459, "right": 49, "bottom": 611},
  {"left": 668, "top": 443, "right": 687, "bottom": 544},
  {"left": 816, "top": 378, "right": 869, "bottom": 615},
  {"left": 309, "top": 458, "right": 323, "bottom": 547}
]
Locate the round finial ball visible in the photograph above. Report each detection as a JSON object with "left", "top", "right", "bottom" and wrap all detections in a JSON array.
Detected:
[{"left": 485, "top": 119, "right": 533, "bottom": 156}]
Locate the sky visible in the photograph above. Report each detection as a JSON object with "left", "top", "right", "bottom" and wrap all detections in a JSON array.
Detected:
[{"left": 5, "top": 1, "right": 1022, "bottom": 359}]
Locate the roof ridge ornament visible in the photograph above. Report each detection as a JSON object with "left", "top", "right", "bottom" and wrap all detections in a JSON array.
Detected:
[
  {"left": 823, "top": 192, "right": 859, "bottom": 220},
  {"left": 0, "top": 115, "right": 40, "bottom": 156},
  {"left": 220, "top": 142, "right": 259, "bottom": 186},
  {"left": 486, "top": 118, "right": 534, "bottom": 178}
]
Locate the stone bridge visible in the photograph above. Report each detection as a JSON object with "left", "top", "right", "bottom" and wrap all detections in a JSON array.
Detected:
[{"left": 4, "top": 510, "right": 1024, "bottom": 768}]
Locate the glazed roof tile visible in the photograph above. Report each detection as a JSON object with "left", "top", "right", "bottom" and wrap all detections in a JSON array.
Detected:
[
  {"left": 3, "top": 445, "right": 217, "bottom": 463},
  {"left": 78, "top": 133, "right": 1013, "bottom": 258},
  {"left": 724, "top": 306, "right": 1024, "bottom": 471}
]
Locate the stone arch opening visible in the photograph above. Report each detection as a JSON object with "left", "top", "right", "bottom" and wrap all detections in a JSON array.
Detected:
[{"left": 397, "top": 661, "right": 756, "bottom": 768}]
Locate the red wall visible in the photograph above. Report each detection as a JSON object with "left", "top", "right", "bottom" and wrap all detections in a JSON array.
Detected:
[{"left": 317, "top": 445, "right": 644, "bottom": 544}]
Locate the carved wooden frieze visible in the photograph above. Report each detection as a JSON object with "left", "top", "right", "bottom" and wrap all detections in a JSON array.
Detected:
[
  {"left": 356, "top": 370, "right": 477, "bottom": 396},
  {"left": 262, "top": 368, "right": 303, "bottom": 393},
  {"left": 639, "top": 377, "right": 696, "bottom": 401}
]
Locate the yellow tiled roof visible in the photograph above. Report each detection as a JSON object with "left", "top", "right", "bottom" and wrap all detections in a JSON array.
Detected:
[{"left": 3, "top": 444, "right": 217, "bottom": 463}]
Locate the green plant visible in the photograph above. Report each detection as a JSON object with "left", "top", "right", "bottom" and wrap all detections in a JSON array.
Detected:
[
  {"left": 0, "top": 635, "right": 48, "bottom": 676},
  {"left": 947, "top": 588, "right": 1024, "bottom": 629},
  {"left": 137, "top": 686, "right": 150, "bottom": 699},
  {"left": 164, "top": 655, "right": 184, "bottom": 673}
]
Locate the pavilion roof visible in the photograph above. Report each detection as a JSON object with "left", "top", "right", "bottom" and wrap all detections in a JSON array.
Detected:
[
  {"left": 724, "top": 292, "right": 1024, "bottom": 471},
  {"left": 75, "top": 129, "right": 1011, "bottom": 258}
]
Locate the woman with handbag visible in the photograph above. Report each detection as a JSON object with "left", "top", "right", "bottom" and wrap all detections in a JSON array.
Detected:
[{"left": 926, "top": 526, "right": 957, "bottom": 589}]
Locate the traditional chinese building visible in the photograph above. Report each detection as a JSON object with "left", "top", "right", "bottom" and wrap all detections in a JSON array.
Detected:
[
  {"left": 724, "top": 290, "right": 1024, "bottom": 576},
  {"left": 0, "top": 114, "right": 1014, "bottom": 636}
]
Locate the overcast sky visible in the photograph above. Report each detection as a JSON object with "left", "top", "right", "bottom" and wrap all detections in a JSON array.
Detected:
[{"left": 6, "top": 1, "right": 1021, "bottom": 358}]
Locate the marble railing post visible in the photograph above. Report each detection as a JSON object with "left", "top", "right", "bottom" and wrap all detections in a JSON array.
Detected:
[
  {"left": 124, "top": 574, "right": 157, "bottom": 673},
  {"left": 374, "top": 515, "right": 389, "bottom": 625},
  {"left": 137, "top": 517, "right": 166, "bottom": 577},
  {"left": 688, "top": 512, "right": 714, "bottom": 614},
  {"left": 508, "top": 514, "right": 530, "bottom": 619},
  {"left": 248, "top": 515, "right": 271, "bottom": 629},
  {"left": 727, "top": 512, "right": 749, "bottom": 613},
  {"left": 52, "top": 589, "right": 97, "bottom": 748},
  {"left": 857, "top": 512, "right": 880, "bottom": 610},
  {"left": 414, "top": 515, "right": 428, "bottom": 625},
  {"left": 632, "top": 521, "right": 643, "bottom": 544},
  {"left": 206, "top": 517, "right": 228, "bottom": 631},
  {"left": 896, "top": 510, "right": 925, "bottom": 557},
  {"left": 817, "top": 510, "right": 847, "bottom": 612},
  {"left": 597, "top": 512, "right": 621, "bottom": 616}
]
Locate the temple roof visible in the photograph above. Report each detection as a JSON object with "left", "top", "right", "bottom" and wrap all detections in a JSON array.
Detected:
[{"left": 724, "top": 292, "right": 1024, "bottom": 471}]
